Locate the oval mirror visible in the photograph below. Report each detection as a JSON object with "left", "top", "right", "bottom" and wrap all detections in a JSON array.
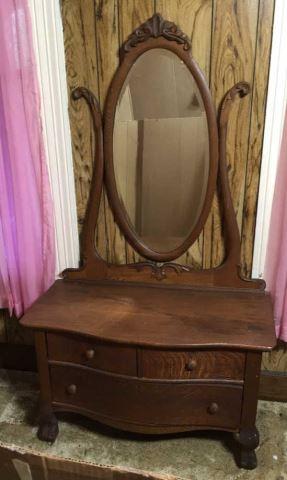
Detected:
[{"left": 111, "top": 48, "right": 214, "bottom": 257}]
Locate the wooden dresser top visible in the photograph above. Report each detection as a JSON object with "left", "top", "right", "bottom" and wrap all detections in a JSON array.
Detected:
[{"left": 21, "top": 280, "right": 276, "bottom": 350}]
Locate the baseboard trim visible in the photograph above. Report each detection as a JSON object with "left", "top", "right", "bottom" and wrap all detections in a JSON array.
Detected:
[
  {"left": 0, "top": 344, "right": 36, "bottom": 372},
  {"left": 259, "top": 370, "right": 287, "bottom": 402}
]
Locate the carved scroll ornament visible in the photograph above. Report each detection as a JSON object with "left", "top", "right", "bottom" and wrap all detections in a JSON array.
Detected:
[{"left": 123, "top": 13, "right": 191, "bottom": 52}]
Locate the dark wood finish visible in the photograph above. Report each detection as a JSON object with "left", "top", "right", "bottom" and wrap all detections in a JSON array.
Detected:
[
  {"left": 0, "top": 344, "right": 36, "bottom": 371},
  {"left": 234, "top": 352, "right": 262, "bottom": 469},
  {"left": 259, "top": 370, "right": 287, "bottom": 402},
  {"left": 47, "top": 332, "right": 137, "bottom": 376},
  {"left": 122, "top": 13, "right": 191, "bottom": 53},
  {"left": 139, "top": 349, "right": 245, "bottom": 380},
  {"left": 20, "top": 14, "right": 276, "bottom": 470},
  {"left": 37, "top": 411, "right": 59, "bottom": 443},
  {"left": 235, "top": 427, "right": 259, "bottom": 470},
  {"left": 50, "top": 364, "right": 243, "bottom": 431},
  {"left": 35, "top": 332, "right": 59, "bottom": 443},
  {"left": 22, "top": 280, "right": 275, "bottom": 350}
]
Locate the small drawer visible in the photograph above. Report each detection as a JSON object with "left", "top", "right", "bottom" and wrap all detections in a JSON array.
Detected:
[
  {"left": 139, "top": 349, "right": 245, "bottom": 380},
  {"left": 47, "top": 332, "right": 137, "bottom": 376}
]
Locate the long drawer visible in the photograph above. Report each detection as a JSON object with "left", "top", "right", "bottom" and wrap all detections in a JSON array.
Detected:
[
  {"left": 47, "top": 333, "right": 137, "bottom": 376},
  {"left": 50, "top": 364, "right": 243, "bottom": 430},
  {"left": 139, "top": 349, "right": 245, "bottom": 380}
]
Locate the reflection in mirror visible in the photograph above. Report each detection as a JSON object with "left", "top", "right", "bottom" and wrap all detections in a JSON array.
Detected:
[{"left": 113, "top": 49, "right": 209, "bottom": 253}]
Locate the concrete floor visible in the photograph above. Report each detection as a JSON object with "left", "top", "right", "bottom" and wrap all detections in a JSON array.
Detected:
[{"left": 0, "top": 369, "right": 286, "bottom": 480}]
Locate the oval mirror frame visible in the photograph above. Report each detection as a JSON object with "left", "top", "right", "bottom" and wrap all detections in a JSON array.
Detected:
[{"left": 104, "top": 20, "right": 218, "bottom": 262}]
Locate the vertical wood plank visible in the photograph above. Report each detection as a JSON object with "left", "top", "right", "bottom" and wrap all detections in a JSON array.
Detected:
[
  {"left": 204, "top": 0, "right": 259, "bottom": 268},
  {"left": 241, "top": 0, "right": 275, "bottom": 278},
  {"left": 156, "top": 0, "right": 212, "bottom": 267},
  {"left": 61, "top": 1, "right": 275, "bottom": 273},
  {"left": 95, "top": 0, "right": 127, "bottom": 264},
  {"left": 118, "top": 0, "right": 155, "bottom": 45},
  {"left": 61, "top": 0, "right": 98, "bottom": 227},
  {"left": 118, "top": 0, "right": 155, "bottom": 263},
  {"left": 61, "top": 0, "right": 107, "bottom": 259},
  {"left": 155, "top": 0, "right": 212, "bottom": 78},
  {"left": 262, "top": 343, "right": 287, "bottom": 372}
]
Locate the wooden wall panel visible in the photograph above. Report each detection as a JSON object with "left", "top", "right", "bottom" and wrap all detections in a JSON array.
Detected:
[
  {"left": 241, "top": 0, "right": 275, "bottom": 277},
  {"left": 155, "top": 0, "right": 212, "bottom": 78},
  {"left": 94, "top": 0, "right": 125, "bottom": 264},
  {"left": 61, "top": 0, "right": 274, "bottom": 274},
  {"left": 118, "top": 0, "right": 154, "bottom": 263},
  {"left": 262, "top": 344, "right": 287, "bottom": 372},
  {"left": 156, "top": 0, "right": 212, "bottom": 268},
  {"left": 61, "top": 0, "right": 98, "bottom": 227},
  {"left": 118, "top": 0, "right": 154, "bottom": 45},
  {"left": 204, "top": 0, "right": 259, "bottom": 268},
  {"left": 60, "top": 0, "right": 107, "bottom": 260}
]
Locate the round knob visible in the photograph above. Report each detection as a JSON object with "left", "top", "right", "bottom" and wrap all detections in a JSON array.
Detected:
[
  {"left": 208, "top": 402, "right": 219, "bottom": 414},
  {"left": 85, "top": 349, "right": 95, "bottom": 360},
  {"left": 66, "top": 384, "right": 77, "bottom": 395},
  {"left": 185, "top": 358, "right": 197, "bottom": 372}
]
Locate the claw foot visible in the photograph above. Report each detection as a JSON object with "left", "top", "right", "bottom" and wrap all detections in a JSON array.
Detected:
[
  {"left": 37, "top": 413, "right": 59, "bottom": 443},
  {"left": 234, "top": 427, "right": 259, "bottom": 470},
  {"left": 239, "top": 448, "right": 257, "bottom": 470}
]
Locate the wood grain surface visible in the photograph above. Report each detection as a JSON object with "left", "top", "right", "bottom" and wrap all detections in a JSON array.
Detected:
[
  {"left": 32, "top": 0, "right": 282, "bottom": 370},
  {"left": 139, "top": 348, "right": 245, "bottom": 380},
  {"left": 0, "top": 1, "right": 281, "bottom": 374},
  {"left": 51, "top": 363, "right": 243, "bottom": 430},
  {"left": 21, "top": 280, "right": 275, "bottom": 350},
  {"left": 262, "top": 342, "right": 287, "bottom": 372},
  {"left": 47, "top": 332, "right": 137, "bottom": 376},
  {"left": 156, "top": 0, "right": 212, "bottom": 268},
  {"left": 203, "top": 0, "right": 258, "bottom": 269},
  {"left": 241, "top": 0, "right": 275, "bottom": 277},
  {"left": 61, "top": 0, "right": 274, "bottom": 274}
]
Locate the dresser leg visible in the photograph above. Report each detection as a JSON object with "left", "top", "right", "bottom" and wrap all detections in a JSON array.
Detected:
[
  {"left": 234, "top": 427, "right": 259, "bottom": 470},
  {"left": 37, "top": 411, "right": 59, "bottom": 443}
]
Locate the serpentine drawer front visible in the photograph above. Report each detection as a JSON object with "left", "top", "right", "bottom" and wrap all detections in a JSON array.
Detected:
[
  {"left": 139, "top": 349, "right": 245, "bottom": 380},
  {"left": 50, "top": 364, "right": 243, "bottom": 430},
  {"left": 47, "top": 333, "right": 137, "bottom": 376}
]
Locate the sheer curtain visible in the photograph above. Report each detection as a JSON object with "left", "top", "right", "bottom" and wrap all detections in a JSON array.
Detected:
[
  {"left": 0, "top": 0, "right": 55, "bottom": 316},
  {"left": 265, "top": 109, "right": 287, "bottom": 341}
]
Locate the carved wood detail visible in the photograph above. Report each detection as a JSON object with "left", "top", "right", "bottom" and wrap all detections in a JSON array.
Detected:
[
  {"left": 123, "top": 13, "right": 191, "bottom": 53},
  {"left": 63, "top": 18, "right": 263, "bottom": 291},
  {"left": 130, "top": 262, "right": 191, "bottom": 281}
]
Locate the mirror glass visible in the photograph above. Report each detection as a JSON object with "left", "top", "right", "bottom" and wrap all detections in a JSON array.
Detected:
[{"left": 113, "top": 48, "right": 209, "bottom": 252}]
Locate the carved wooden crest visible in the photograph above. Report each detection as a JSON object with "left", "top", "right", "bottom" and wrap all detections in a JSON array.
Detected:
[
  {"left": 123, "top": 13, "right": 191, "bottom": 52},
  {"left": 130, "top": 262, "right": 191, "bottom": 281}
]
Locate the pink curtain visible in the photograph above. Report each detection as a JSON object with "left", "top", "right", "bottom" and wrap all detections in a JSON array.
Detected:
[
  {"left": 265, "top": 109, "right": 287, "bottom": 341},
  {"left": 0, "top": 0, "right": 55, "bottom": 316}
]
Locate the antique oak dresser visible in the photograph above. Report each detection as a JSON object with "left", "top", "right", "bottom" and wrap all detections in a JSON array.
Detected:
[{"left": 21, "top": 14, "right": 275, "bottom": 471}]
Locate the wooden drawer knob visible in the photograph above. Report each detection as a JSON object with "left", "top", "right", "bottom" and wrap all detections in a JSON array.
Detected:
[
  {"left": 208, "top": 402, "right": 219, "bottom": 414},
  {"left": 85, "top": 349, "right": 95, "bottom": 360},
  {"left": 66, "top": 384, "right": 77, "bottom": 395},
  {"left": 185, "top": 358, "right": 197, "bottom": 371}
]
